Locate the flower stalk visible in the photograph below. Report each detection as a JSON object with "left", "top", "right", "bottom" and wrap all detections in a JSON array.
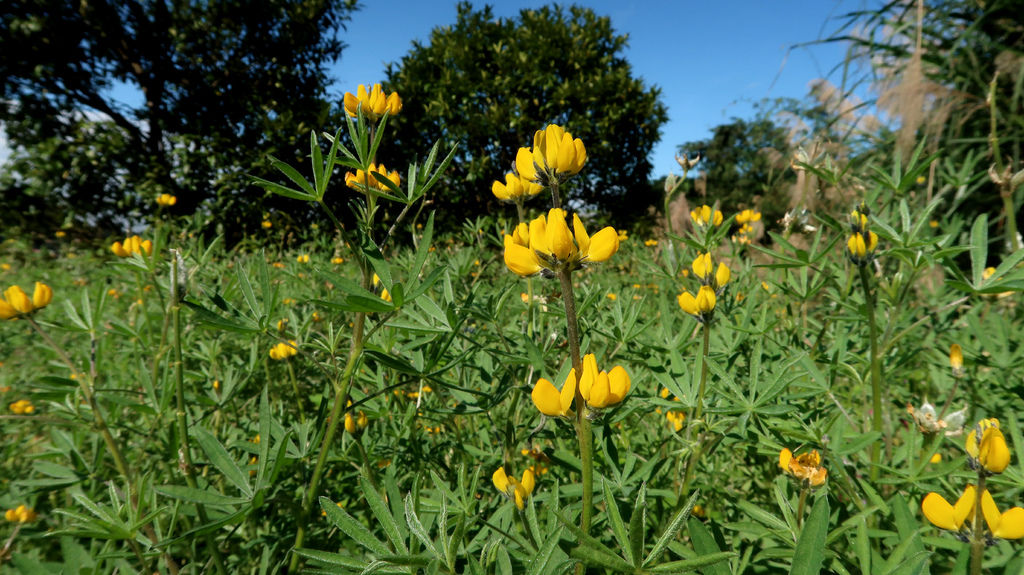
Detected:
[{"left": 858, "top": 265, "right": 884, "bottom": 482}]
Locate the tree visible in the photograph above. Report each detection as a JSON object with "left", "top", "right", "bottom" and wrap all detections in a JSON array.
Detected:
[
  {"left": 1, "top": 0, "right": 356, "bottom": 237},
  {"left": 677, "top": 109, "right": 796, "bottom": 227},
  {"left": 383, "top": 2, "right": 667, "bottom": 227}
]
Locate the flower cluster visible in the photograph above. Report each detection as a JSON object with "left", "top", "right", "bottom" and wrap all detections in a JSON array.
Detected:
[
  {"left": 503, "top": 208, "right": 619, "bottom": 277},
  {"left": 922, "top": 417, "right": 1021, "bottom": 542},
  {"left": 269, "top": 340, "right": 298, "bottom": 361},
  {"left": 515, "top": 124, "right": 586, "bottom": 187},
  {"left": 732, "top": 209, "right": 761, "bottom": 244},
  {"left": 691, "top": 205, "right": 723, "bottom": 228},
  {"left": 0, "top": 282, "right": 52, "bottom": 320},
  {"left": 779, "top": 448, "right": 828, "bottom": 487},
  {"left": 9, "top": 399, "right": 35, "bottom": 414},
  {"left": 846, "top": 207, "right": 879, "bottom": 265},
  {"left": 156, "top": 194, "right": 177, "bottom": 207},
  {"left": 492, "top": 171, "right": 543, "bottom": 203},
  {"left": 5, "top": 505, "right": 37, "bottom": 523},
  {"left": 922, "top": 485, "right": 1024, "bottom": 540},
  {"left": 111, "top": 235, "right": 153, "bottom": 258},
  {"left": 492, "top": 467, "right": 536, "bottom": 510},
  {"left": 965, "top": 418, "right": 1010, "bottom": 475},
  {"left": 343, "top": 83, "right": 402, "bottom": 121},
  {"left": 344, "top": 406, "right": 368, "bottom": 434},
  {"left": 345, "top": 163, "right": 401, "bottom": 193},
  {"left": 531, "top": 353, "right": 630, "bottom": 417},
  {"left": 677, "top": 253, "right": 730, "bottom": 322}
]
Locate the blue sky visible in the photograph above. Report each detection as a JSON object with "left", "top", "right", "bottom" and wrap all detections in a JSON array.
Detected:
[
  {"left": 330, "top": 0, "right": 877, "bottom": 177},
  {"left": 0, "top": 1, "right": 877, "bottom": 176}
]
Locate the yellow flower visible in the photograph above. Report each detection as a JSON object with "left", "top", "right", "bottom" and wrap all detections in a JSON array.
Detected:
[
  {"left": 982, "top": 266, "right": 997, "bottom": 281},
  {"left": 515, "top": 124, "right": 587, "bottom": 185},
  {"left": 846, "top": 231, "right": 878, "bottom": 265},
  {"left": 502, "top": 209, "right": 618, "bottom": 277},
  {"left": 331, "top": 257, "right": 345, "bottom": 265},
  {"left": 276, "top": 318, "right": 289, "bottom": 333},
  {"left": 4, "top": 505, "right": 37, "bottom": 523},
  {"left": 296, "top": 254, "right": 310, "bottom": 264},
  {"left": 156, "top": 194, "right": 177, "bottom": 207},
  {"left": 779, "top": 448, "right": 828, "bottom": 486},
  {"left": 666, "top": 410, "right": 685, "bottom": 432},
  {"left": 9, "top": 399, "right": 35, "bottom": 415},
  {"left": 576, "top": 354, "right": 631, "bottom": 410},
  {"left": 492, "top": 172, "right": 543, "bottom": 202},
  {"left": 55, "top": 230, "right": 67, "bottom": 238},
  {"left": 606, "top": 293, "right": 617, "bottom": 301},
  {"left": 372, "top": 274, "right": 391, "bottom": 302},
  {"left": 269, "top": 340, "right": 298, "bottom": 361},
  {"left": 644, "top": 239, "right": 658, "bottom": 247},
  {"left": 930, "top": 453, "right": 942, "bottom": 463},
  {"left": 980, "top": 489, "right": 1024, "bottom": 539},
  {"left": 950, "top": 343, "right": 964, "bottom": 377},
  {"left": 690, "top": 205, "right": 723, "bottom": 227},
  {"left": 922, "top": 485, "right": 976, "bottom": 532},
  {"left": 735, "top": 209, "right": 761, "bottom": 225},
  {"left": 345, "top": 411, "right": 369, "bottom": 434},
  {"left": 343, "top": 83, "right": 402, "bottom": 121},
  {"left": 262, "top": 220, "right": 273, "bottom": 229},
  {"left": 345, "top": 163, "right": 401, "bottom": 193},
  {"left": 110, "top": 235, "right": 153, "bottom": 257},
  {"left": 677, "top": 285, "right": 717, "bottom": 322},
  {"left": 965, "top": 418, "right": 1010, "bottom": 474},
  {"left": 923, "top": 486, "right": 1024, "bottom": 540},
  {"left": 492, "top": 467, "right": 536, "bottom": 510},
  {"left": 1, "top": 282, "right": 52, "bottom": 320},
  {"left": 531, "top": 372, "right": 576, "bottom": 418}
]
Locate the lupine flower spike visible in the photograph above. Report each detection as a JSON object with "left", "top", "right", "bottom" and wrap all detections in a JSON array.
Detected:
[{"left": 0, "top": 282, "right": 53, "bottom": 320}]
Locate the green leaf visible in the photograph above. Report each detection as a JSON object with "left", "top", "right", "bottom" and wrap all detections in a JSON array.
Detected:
[
  {"left": 790, "top": 494, "right": 829, "bottom": 575},
  {"left": 969, "top": 214, "right": 988, "bottom": 289},
  {"left": 319, "top": 496, "right": 391, "bottom": 556},
  {"left": 193, "top": 426, "right": 253, "bottom": 498},
  {"left": 602, "top": 479, "right": 634, "bottom": 566},
  {"left": 644, "top": 490, "right": 698, "bottom": 567},
  {"left": 686, "top": 518, "right": 730, "bottom": 575},
  {"left": 404, "top": 492, "right": 441, "bottom": 558},
  {"left": 361, "top": 474, "right": 408, "bottom": 553},
  {"left": 155, "top": 485, "right": 248, "bottom": 506}
]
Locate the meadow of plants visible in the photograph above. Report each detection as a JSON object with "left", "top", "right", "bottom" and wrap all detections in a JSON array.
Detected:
[{"left": 2, "top": 78, "right": 1024, "bottom": 575}]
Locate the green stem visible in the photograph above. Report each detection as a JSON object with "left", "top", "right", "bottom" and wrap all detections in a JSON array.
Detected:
[
  {"left": 693, "top": 322, "right": 711, "bottom": 427},
  {"left": 858, "top": 266, "right": 884, "bottom": 482},
  {"left": 171, "top": 262, "right": 228, "bottom": 575},
  {"left": 557, "top": 267, "right": 592, "bottom": 574},
  {"left": 289, "top": 305, "right": 366, "bottom": 572},
  {"left": 969, "top": 473, "right": 987, "bottom": 575}
]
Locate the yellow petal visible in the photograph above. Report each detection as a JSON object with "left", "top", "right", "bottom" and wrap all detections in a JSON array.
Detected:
[
  {"left": 511, "top": 223, "right": 530, "bottom": 246},
  {"left": 521, "top": 468, "right": 536, "bottom": 496},
  {"left": 571, "top": 138, "right": 587, "bottom": 173},
  {"left": 848, "top": 234, "right": 866, "bottom": 258},
  {"left": 779, "top": 448, "right": 793, "bottom": 471},
  {"left": 492, "top": 467, "right": 511, "bottom": 495},
  {"left": 715, "top": 263, "right": 730, "bottom": 288},
  {"left": 560, "top": 371, "right": 577, "bottom": 414},
  {"left": 982, "top": 489, "right": 1001, "bottom": 535},
  {"left": 868, "top": 231, "right": 878, "bottom": 252},
  {"left": 386, "top": 92, "right": 402, "bottom": 115},
  {"left": 556, "top": 132, "right": 575, "bottom": 172},
  {"left": 515, "top": 147, "right": 537, "bottom": 182},
  {"left": 343, "top": 92, "right": 360, "bottom": 117},
  {"left": 994, "top": 507, "right": 1024, "bottom": 539},
  {"left": 578, "top": 356, "right": 597, "bottom": 399},
  {"left": 949, "top": 344, "right": 963, "bottom": 373},
  {"left": 0, "top": 298, "right": 16, "bottom": 320},
  {"left": 607, "top": 365, "right": 630, "bottom": 403},
  {"left": 344, "top": 413, "right": 357, "bottom": 433},
  {"left": 4, "top": 286, "right": 32, "bottom": 314},
  {"left": 692, "top": 253, "right": 711, "bottom": 280},
  {"left": 677, "top": 291, "right": 697, "bottom": 315},
  {"left": 32, "top": 282, "right": 52, "bottom": 309},
  {"left": 503, "top": 240, "right": 541, "bottom": 276},
  {"left": 979, "top": 426, "right": 1011, "bottom": 473},
  {"left": 922, "top": 492, "right": 960, "bottom": 530},
  {"left": 953, "top": 485, "right": 977, "bottom": 528},
  {"left": 589, "top": 371, "right": 611, "bottom": 408},
  {"left": 572, "top": 214, "right": 590, "bottom": 256},
  {"left": 528, "top": 214, "right": 547, "bottom": 252},
  {"left": 531, "top": 378, "right": 565, "bottom": 417},
  {"left": 696, "top": 285, "right": 716, "bottom": 313},
  {"left": 545, "top": 208, "right": 572, "bottom": 260},
  {"left": 586, "top": 227, "right": 619, "bottom": 263}
]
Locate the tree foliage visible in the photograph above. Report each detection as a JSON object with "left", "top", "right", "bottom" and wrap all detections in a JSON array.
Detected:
[
  {"left": 1, "top": 0, "right": 356, "bottom": 237},
  {"left": 383, "top": 2, "right": 667, "bottom": 227},
  {"left": 677, "top": 108, "right": 796, "bottom": 227}
]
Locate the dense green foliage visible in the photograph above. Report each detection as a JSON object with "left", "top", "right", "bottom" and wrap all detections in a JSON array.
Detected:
[
  {"left": 384, "top": 2, "right": 668, "bottom": 227},
  {"left": 0, "top": 0, "right": 356, "bottom": 237}
]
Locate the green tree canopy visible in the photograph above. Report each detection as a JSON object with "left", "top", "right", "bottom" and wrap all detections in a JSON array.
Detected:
[
  {"left": 1, "top": 0, "right": 355, "bottom": 237},
  {"left": 677, "top": 108, "right": 796, "bottom": 227},
  {"left": 383, "top": 2, "right": 667, "bottom": 227}
]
